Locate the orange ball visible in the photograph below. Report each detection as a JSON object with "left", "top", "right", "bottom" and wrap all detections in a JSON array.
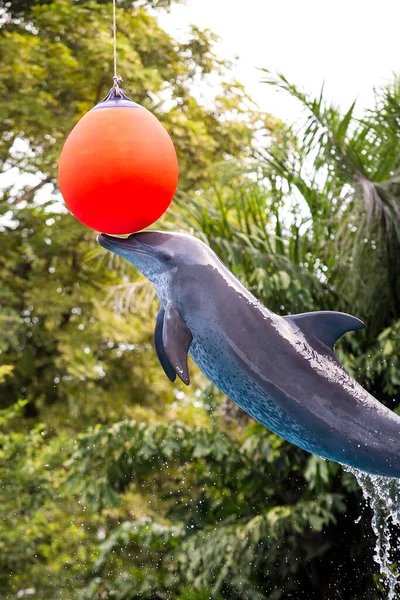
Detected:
[{"left": 58, "top": 90, "right": 179, "bottom": 234}]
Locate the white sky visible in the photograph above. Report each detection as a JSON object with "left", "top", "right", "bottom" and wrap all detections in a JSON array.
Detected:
[{"left": 159, "top": 0, "right": 400, "bottom": 122}]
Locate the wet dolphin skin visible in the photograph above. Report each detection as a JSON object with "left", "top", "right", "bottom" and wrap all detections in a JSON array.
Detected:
[{"left": 98, "top": 231, "right": 400, "bottom": 478}]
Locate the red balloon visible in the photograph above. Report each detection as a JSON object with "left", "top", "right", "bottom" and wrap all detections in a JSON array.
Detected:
[{"left": 58, "top": 90, "right": 179, "bottom": 234}]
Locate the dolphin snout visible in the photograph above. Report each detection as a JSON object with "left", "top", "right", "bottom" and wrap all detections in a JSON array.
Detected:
[
  {"left": 97, "top": 233, "right": 139, "bottom": 251},
  {"left": 98, "top": 232, "right": 175, "bottom": 252}
]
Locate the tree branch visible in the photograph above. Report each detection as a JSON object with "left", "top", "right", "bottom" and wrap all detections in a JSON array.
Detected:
[{"left": 10, "top": 175, "right": 53, "bottom": 205}]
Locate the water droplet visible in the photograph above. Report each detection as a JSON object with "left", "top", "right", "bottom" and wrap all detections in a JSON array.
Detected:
[{"left": 344, "top": 465, "right": 400, "bottom": 599}]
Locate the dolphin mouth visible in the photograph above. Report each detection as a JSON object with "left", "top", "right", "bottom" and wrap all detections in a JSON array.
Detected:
[
  {"left": 97, "top": 233, "right": 148, "bottom": 254},
  {"left": 97, "top": 233, "right": 132, "bottom": 247}
]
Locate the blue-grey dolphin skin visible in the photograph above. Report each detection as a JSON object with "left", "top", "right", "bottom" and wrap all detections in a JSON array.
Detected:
[{"left": 97, "top": 231, "right": 400, "bottom": 478}]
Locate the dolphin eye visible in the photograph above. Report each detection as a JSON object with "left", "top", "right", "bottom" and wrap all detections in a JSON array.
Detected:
[{"left": 162, "top": 253, "right": 172, "bottom": 262}]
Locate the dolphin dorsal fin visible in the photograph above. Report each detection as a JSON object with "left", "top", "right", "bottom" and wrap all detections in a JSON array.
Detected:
[{"left": 283, "top": 311, "right": 364, "bottom": 350}]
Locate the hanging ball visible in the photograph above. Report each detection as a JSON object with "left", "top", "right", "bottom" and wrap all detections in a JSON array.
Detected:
[{"left": 58, "top": 88, "right": 179, "bottom": 234}]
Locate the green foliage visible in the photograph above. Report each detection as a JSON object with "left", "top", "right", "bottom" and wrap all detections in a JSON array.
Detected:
[
  {"left": 63, "top": 420, "right": 373, "bottom": 599},
  {"left": 0, "top": 0, "right": 261, "bottom": 189},
  {"left": 0, "top": 1, "right": 398, "bottom": 597},
  {"left": 258, "top": 72, "right": 400, "bottom": 335},
  {"left": 175, "top": 74, "right": 400, "bottom": 401},
  {"left": 0, "top": 195, "right": 179, "bottom": 425},
  {"left": 172, "top": 186, "right": 332, "bottom": 316},
  {"left": 0, "top": 0, "right": 262, "bottom": 423},
  {"left": 2, "top": 0, "right": 181, "bottom": 19},
  {"left": 0, "top": 401, "right": 96, "bottom": 597},
  {"left": 358, "top": 320, "right": 400, "bottom": 397},
  {"left": 0, "top": 402, "right": 377, "bottom": 599}
]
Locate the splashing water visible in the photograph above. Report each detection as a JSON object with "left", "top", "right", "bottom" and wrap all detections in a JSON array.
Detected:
[{"left": 344, "top": 465, "right": 400, "bottom": 599}]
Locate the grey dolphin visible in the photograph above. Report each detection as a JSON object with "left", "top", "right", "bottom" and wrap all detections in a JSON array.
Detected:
[{"left": 97, "top": 231, "right": 400, "bottom": 478}]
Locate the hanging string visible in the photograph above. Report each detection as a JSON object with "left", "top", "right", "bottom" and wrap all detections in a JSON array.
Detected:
[{"left": 112, "top": 0, "right": 123, "bottom": 95}]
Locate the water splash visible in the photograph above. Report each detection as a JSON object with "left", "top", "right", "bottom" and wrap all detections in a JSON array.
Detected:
[{"left": 344, "top": 465, "right": 400, "bottom": 599}]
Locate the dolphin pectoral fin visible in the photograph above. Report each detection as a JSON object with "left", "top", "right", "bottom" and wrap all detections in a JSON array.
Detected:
[
  {"left": 154, "top": 307, "right": 176, "bottom": 383},
  {"left": 284, "top": 311, "right": 364, "bottom": 350},
  {"left": 162, "top": 302, "right": 193, "bottom": 385}
]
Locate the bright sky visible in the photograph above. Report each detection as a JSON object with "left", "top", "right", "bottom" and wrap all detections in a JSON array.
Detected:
[{"left": 159, "top": 0, "right": 400, "bottom": 122}]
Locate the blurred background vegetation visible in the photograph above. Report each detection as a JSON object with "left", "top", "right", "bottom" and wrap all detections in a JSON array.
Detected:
[{"left": 0, "top": 1, "right": 399, "bottom": 598}]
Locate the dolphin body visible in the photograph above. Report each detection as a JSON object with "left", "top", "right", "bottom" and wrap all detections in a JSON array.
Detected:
[{"left": 98, "top": 231, "right": 400, "bottom": 478}]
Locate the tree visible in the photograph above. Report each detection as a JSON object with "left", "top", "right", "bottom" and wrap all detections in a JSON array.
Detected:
[
  {"left": 0, "top": 0, "right": 262, "bottom": 192},
  {"left": 257, "top": 72, "right": 400, "bottom": 337},
  {"left": 0, "top": 0, "right": 264, "bottom": 417},
  {"left": 1, "top": 0, "right": 181, "bottom": 19},
  {"left": 1, "top": 1, "right": 399, "bottom": 596},
  {"left": 0, "top": 3, "right": 271, "bottom": 597},
  {"left": 180, "top": 73, "right": 400, "bottom": 400}
]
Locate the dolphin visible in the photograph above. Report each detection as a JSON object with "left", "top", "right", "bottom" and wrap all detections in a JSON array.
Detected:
[{"left": 97, "top": 231, "right": 400, "bottom": 478}]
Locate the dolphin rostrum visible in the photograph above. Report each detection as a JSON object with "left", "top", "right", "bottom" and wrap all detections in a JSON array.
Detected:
[{"left": 97, "top": 231, "right": 400, "bottom": 478}]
